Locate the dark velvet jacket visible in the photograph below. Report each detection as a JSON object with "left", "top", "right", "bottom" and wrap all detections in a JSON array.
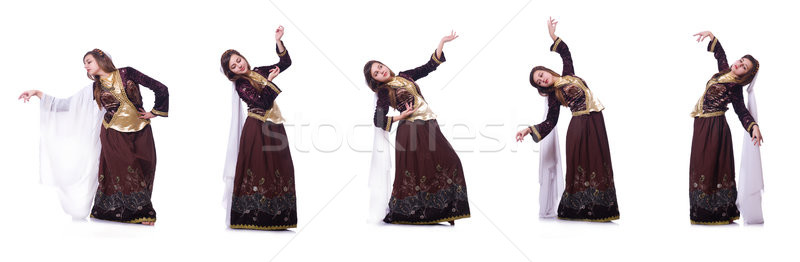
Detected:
[
  {"left": 234, "top": 42, "right": 291, "bottom": 116},
  {"left": 97, "top": 67, "right": 169, "bottom": 123},
  {"left": 372, "top": 52, "right": 445, "bottom": 131}
]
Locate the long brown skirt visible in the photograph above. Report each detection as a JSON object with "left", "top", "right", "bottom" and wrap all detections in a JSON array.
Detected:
[
  {"left": 558, "top": 112, "right": 619, "bottom": 221},
  {"left": 91, "top": 125, "right": 157, "bottom": 224},
  {"left": 689, "top": 116, "right": 739, "bottom": 225},
  {"left": 230, "top": 118, "right": 297, "bottom": 230},
  {"left": 384, "top": 119, "right": 470, "bottom": 224}
]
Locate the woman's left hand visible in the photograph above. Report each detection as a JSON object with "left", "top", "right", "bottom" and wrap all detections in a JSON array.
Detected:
[
  {"left": 139, "top": 109, "right": 156, "bottom": 119},
  {"left": 275, "top": 25, "right": 285, "bottom": 42},
  {"left": 751, "top": 125, "right": 763, "bottom": 146},
  {"left": 515, "top": 128, "right": 532, "bottom": 142},
  {"left": 267, "top": 66, "right": 281, "bottom": 81}
]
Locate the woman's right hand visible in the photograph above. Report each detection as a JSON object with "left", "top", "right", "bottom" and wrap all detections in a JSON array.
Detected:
[
  {"left": 18, "top": 90, "right": 42, "bottom": 103},
  {"left": 394, "top": 102, "right": 416, "bottom": 122},
  {"left": 547, "top": 17, "right": 558, "bottom": 41},
  {"left": 693, "top": 31, "right": 714, "bottom": 42}
]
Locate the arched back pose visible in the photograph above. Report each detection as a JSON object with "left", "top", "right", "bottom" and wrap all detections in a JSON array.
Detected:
[
  {"left": 515, "top": 18, "right": 619, "bottom": 222},
  {"left": 18, "top": 49, "right": 169, "bottom": 225},
  {"left": 688, "top": 31, "right": 763, "bottom": 225},
  {"left": 220, "top": 25, "right": 297, "bottom": 230},
  {"left": 364, "top": 31, "right": 470, "bottom": 225}
]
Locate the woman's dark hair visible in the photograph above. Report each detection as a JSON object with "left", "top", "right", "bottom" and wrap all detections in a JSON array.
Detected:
[
  {"left": 711, "top": 54, "right": 760, "bottom": 86},
  {"left": 529, "top": 65, "right": 567, "bottom": 105},
  {"left": 84, "top": 49, "right": 117, "bottom": 108},
  {"left": 739, "top": 54, "right": 759, "bottom": 85},
  {"left": 363, "top": 60, "right": 394, "bottom": 92},
  {"left": 220, "top": 49, "right": 262, "bottom": 92}
]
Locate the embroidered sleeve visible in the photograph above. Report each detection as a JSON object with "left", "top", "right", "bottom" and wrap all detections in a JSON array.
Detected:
[
  {"left": 399, "top": 51, "right": 446, "bottom": 81},
  {"left": 235, "top": 79, "right": 279, "bottom": 110},
  {"left": 708, "top": 37, "right": 729, "bottom": 72},
  {"left": 373, "top": 88, "right": 393, "bottom": 131},
  {"left": 730, "top": 85, "right": 757, "bottom": 135},
  {"left": 530, "top": 95, "right": 561, "bottom": 142},
  {"left": 550, "top": 37, "right": 574, "bottom": 76},
  {"left": 126, "top": 67, "right": 169, "bottom": 117},
  {"left": 255, "top": 40, "right": 292, "bottom": 73}
]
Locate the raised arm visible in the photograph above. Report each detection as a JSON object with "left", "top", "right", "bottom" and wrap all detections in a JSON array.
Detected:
[
  {"left": 694, "top": 31, "right": 728, "bottom": 72},
  {"left": 256, "top": 26, "right": 292, "bottom": 73},
  {"left": 399, "top": 31, "right": 458, "bottom": 81},
  {"left": 547, "top": 17, "right": 574, "bottom": 76},
  {"left": 125, "top": 67, "right": 169, "bottom": 117}
]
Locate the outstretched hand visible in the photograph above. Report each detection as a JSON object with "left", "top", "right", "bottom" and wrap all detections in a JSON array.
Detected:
[
  {"left": 516, "top": 127, "right": 532, "bottom": 142},
  {"left": 693, "top": 31, "right": 714, "bottom": 42},
  {"left": 275, "top": 25, "right": 285, "bottom": 42},
  {"left": 441, "top": 30, "right": 459, "bottom": 43},
  {"left": 751, "top": 125, "right": 763, "bottom": 147},
  {"left": 548, "top": 17, "right": 558, "bottom": 41},
  {"left": 18, "top": 90, "right": 42, "bottom": 103}
]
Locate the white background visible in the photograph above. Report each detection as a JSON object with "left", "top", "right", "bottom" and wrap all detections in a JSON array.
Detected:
[{"left": 1, "top": 0, "right": 798, "bottom": 261}]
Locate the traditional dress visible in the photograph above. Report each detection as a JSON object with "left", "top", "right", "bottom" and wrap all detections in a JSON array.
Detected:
[
  {"left": 688, "top": 37, "right": 758, "bottom": 225},
  {"left": 372, "top": 52, "right": 471, "bottom": 224},
  {"left": 529, "top": 38, "right": 620, "bottom": 222},
  {"left": 89, "top": 67, "right": 169, "bottom": 223},
  {"left": 228, "top": 43, "right": 297, "bottom": 230}
]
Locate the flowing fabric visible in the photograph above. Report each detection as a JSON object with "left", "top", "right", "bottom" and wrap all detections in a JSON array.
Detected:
[
  {"left": 39, "top": 86, "right": 104, "bottom": 219},
  {"left": 368, "top": 93, "right": 393, "bottom": 223},
  {"left": 223, "top": 85, "right": 246, "bottom": 225},
  {"left": 538, "top": 100, "right": 564, "bottom": 218},
  {"left": 737, "top": 74, "right": 764, "bottom": 224}
]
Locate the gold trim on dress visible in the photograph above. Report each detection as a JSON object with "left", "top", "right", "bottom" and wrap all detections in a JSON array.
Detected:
[
  {"left": 431, "top": 52, "right": 443, "bottom": 64},
  {"left": 247, "top": 71, "right": 281, "bottom": 95},
  {"left": 691, "top": 216, "right": 739, "bottom": 225},
  {"left": 557, "top": 215, "right": 619, "bottom": 222},
  {"left": 530, "top": 125, "right": 542, "bottom": 141},
  {"left": 387, "top": 214, "right": 471, "bottom": 225},
  {"left": 747, "top": 122, "right": 756, "bottom": 133},
  {"left": 230, "top": 223, "right": 297, "bottom": 230},
  {"left": 247, "top": 103, "right": 286, "bottom": 124},
  {"left": 709, "top": 37, "right": 718, "bottom": 53},
  {"left": 383, "top": 77, "right": 437, "bottom": 121},
  {"left": 90, "top": 214, "right": 156, "bottom": 224},
  {"left": 100, "top": 70, "right": 150, "bottom": 132},
  {"left": 278, "top": 49, "right": 287, "bottom": 57},
  {"left": 151, "top": 109, "right": 168, "bottom": 117},
  {"left": 385, "top": 116, "right": 393, "bottom": 131},
  {"left": 690, "top": 72, "right": 738, "bottom": 118},
  {"left": 551, "top": 37, "right": 562, "bottom": 52},
  {"left": 554, "top": 75, "right": 604, "bottom": 116}
]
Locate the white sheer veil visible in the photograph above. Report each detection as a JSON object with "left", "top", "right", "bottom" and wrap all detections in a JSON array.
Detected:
[
  {"left": 537, "top": 99, "right": 563, "bottom": 218},
  {"left": 368, "top": 93, "right": 393, "bottom": 223},
  {"left": 737, "top": 73, "right": 764, "bottom": 224}
]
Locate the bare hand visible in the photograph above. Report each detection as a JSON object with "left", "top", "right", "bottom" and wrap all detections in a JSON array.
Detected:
[
  {"left": 693, "top": 31, "right": 714, "bottom": 42},
  {"left": 751, "top": 125, "right": 763, "bottom": 147},
  {"left": 395, "top": 102, "right": 417, "bottom": 121},
  {"left": 18, "top": 90, "right": 42, "bottom": 103},
  {"left": 275, "top": 25, "right": 285, "bottom": 42},
  {"left": 138, "top": 109, "right": 156, "bottom": 119},
  {"left": 515, "top": 128, "right": 532, "bottom": 142},
  {"left": 267, "top": 66, "right": 281, "bottom": 81},
  {"left": 441, "top": 30, "right": 459, "bottom": 43},
  {"left": 547, "top": 17, "right": 558, "bottom": 41}
]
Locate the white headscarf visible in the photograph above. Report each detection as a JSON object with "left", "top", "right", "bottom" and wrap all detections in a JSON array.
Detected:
[
  {"left": 737, "top": 73, "right": 764, "bottom": 224},
  {"left": 537, "top": 99, "right": 564, "bottom": 218},
  {"left": 222, "top": 85, "right": 246, "bottom": 225},
  {"left": 367, "top": 93, "right": 393, "bottom": 223}
]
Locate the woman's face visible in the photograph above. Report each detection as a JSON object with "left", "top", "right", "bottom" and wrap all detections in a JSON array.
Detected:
[
  {"left": 370, "top": 62, "right": 392, "bottom": 83},
  {"left": 228, "top": 54, "right": 249, "bottom": 75},
  {"left": 83, "top": 55, "right": 102, "bottom": 76},
  {"left": 731, "top": 57, "right": 754, "bottom": 77},
  {"left": 532, "top": 70, "right": 554, "bottom": 87}
]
